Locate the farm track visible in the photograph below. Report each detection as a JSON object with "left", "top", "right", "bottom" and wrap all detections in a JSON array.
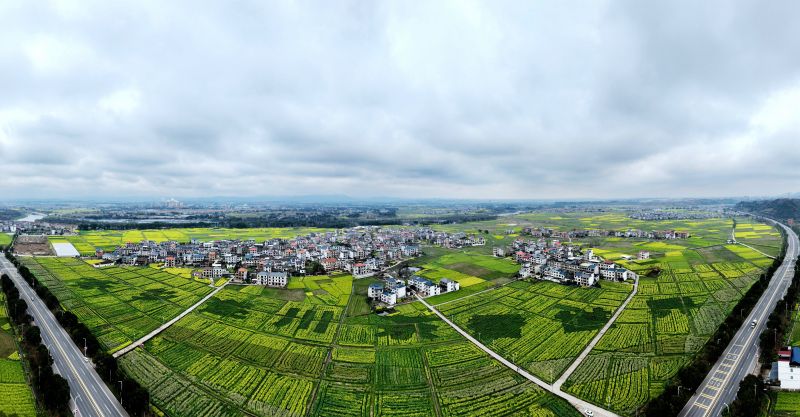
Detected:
[
  {"left": 553, "top": 274, "right": 639, "bottom": 391},
  {"left": 112, "top": 280, "right": 229, "bottom": 358},
  {"left": 416, "top": 293, "right": 622, "bottom": 417}
]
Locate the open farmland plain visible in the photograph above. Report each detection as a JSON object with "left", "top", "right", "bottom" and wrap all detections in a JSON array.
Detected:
[
  {"left": 0, "top": 291, "right": 37, "bottom": 417},
  {"left": 21, "top": 257, "right": 213, "bottom": 352},
  {"left": 19, "top": 213, "right": 783, "bottom": 416},
  {"left": 119, "top": 275, "right": 580, "bottom": 417},
  {"left": 50, "top": 227, "right": 328, "bottom": 255}
]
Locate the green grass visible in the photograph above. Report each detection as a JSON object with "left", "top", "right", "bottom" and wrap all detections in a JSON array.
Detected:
[
  {"left": 0, "top": 292, "right": 37, "bottom": 417},
  {"left": 0, "top": 233, "right": 12, "bottom": 247}
]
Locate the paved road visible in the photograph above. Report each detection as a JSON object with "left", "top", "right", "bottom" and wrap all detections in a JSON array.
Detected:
[
  {"left": 554, "top": 275, "right": 640, "bottom": 391},
  {"left": 679, "top": 221, "right": 798, "bottom": 417},
  {"left": 416, "top": 294, "right": 621, "bottom": 417},
  {"left": 113, "top": 280, "right": 228, "bottom": 358},
  {"left": 0, "top": 257, "right": 127, "bottom": 417}
]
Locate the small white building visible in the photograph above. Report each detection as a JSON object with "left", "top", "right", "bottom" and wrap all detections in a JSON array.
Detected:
[
  {"left": 439, "top": 278, "right": 460, "bottom": 293},
  {"left": 575, "top": 272, "right": 597, "bottom": 287},
  {"left": 773, "top": 347, "right": 800, "bottom": 390},
  {"left": 638, "top": 250, "right": 650, "bottom": 260},
  {"left": 492, "top": 247, "right": 505, "bottom": 257},
  {"left": 368, "top": 283, "right": 384, "bottom": 298}
]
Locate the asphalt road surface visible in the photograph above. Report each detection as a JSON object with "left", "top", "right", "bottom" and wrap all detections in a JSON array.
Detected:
[
  {"left": 679, "top": 221, "right": 798, "bottom": 417},
  {"left": 1, "top": 256, "right": 127, "bottom": 417}
]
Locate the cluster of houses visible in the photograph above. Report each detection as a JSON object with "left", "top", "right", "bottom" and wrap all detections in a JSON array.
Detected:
[
  {"left": 99, "top": 226, "right": 485, "bottom": 291},
  {"left": 367, "top": 275, "right": 460, "bottom": 306},
  {"left": 629, "top": 210, "right": 719, "bottom": 221},
  {"left": 499, "top": 239, "right": 639, "bottom": 287},
  {"left": 521, "top": 227, "right": 690, "bottom": 240}
]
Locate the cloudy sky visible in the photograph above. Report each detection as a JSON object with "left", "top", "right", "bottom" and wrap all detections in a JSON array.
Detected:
[{"left": 1, "top": 0, "right": 799, "bottom": 200}]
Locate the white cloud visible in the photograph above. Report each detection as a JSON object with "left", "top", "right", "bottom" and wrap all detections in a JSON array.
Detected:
[{"left": 0, "top": 0, "right": 799, "bottom": 200}]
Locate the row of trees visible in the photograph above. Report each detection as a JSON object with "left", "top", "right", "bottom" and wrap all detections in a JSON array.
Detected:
[
  {"left": 643, "top": 227, "right": 787, "bottom": 417},
  {"left": 1, "top": 274, "right": 71, "bottom": 415},
  {"left": 4, "top": 250, "right": 151, "bottom": 416},
  {"left": 724, "top": 257, "right": 800, "bottom": 416}
]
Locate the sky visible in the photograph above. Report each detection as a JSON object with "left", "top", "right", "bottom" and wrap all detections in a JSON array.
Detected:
[{"left": 1, "top": 0, "right": 799, "bottom": 201}]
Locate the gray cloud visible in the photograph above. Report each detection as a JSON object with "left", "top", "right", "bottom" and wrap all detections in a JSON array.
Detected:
[{"left": 1, "top": 0, "right": 799, "bottom": 200}]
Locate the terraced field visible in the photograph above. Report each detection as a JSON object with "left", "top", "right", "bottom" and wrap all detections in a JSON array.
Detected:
[
  {"left": 50, "top": 227, "right": 328, "bottom": 255},
  {"left": 21, "top": 257, "right": 213, "bottom": 352},
  {"left": 562, "top": 239, "right": 779, "bottom": 415},
  {"left": 119, "top": 274, "right": 580, "bottom": 417},
  {"left": 0, "top": 291, "right": 37, "bottom": 417}
]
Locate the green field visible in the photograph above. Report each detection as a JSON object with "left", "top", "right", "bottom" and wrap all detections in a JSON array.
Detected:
[
  {"left": 50, "top": 227, "right": 328, "bottom": 255},
  {"left": 436, "top": 279, "right": 632, "bottom": 382},
  {"left": 0, "top": 233, "right": 11, "bottom": 247},
  {"left": 0, "top": 292, "right": 37, "bottom": 417},
  {"left": 773, "top": 391, "right": 800, "bottom": 416},
  {"left": 562, "top": 231, "right": 779, "bottom": 415},
  {"left": 118, "top": 275, "right": 580, "bottom": 417},
  {"left": 22, "top": 213, "right": 785, "bottom": 416},
  {"left": 22, "top": 257, "right": 214, "bottom": 352}
]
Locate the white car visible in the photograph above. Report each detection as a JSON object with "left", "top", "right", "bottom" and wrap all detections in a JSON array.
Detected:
[
  {"left": 751, "top": 320, "right": 757, "bottom": 328},
  {"left": 585, "top": 410, "right": 594, "bottom": 416}
]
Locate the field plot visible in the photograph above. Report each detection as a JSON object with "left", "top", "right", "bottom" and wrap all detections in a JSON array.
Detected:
[
  {"left": 436, "top": 279, "right": 632, "bottom": 382},
  {"left": 0, "top": 233, "right": 11, "bottom": 247},
  {"left": 54, "top": 227, "right": 327, "bottom": 255},
  {"left": 21, "top": 257, "right": 213, "bottom": 352},
  {"left": 734, "top": 219, "right": 783, "bottom": 257},
  {"left": 773, "top": 391, "right": 800, "bottom": 416},
  {"left": 562, "top": 243, "right": 778, "bottom": 415},
  {"left": 121, "top": 273, "right": 580, "bottom": 417},
  {"left": 0, "top": 292, "right": 37, "bottom": 417},
  {"left": 411, "top": 247, "right": 522, "bottom": 304}
]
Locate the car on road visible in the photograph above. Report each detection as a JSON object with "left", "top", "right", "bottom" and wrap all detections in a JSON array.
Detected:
[
  {"left": 585, "top": 409, "right": 594, "bottom": 416},
  {"left": 751, "top": 320, "right": 757, "bottom": 329}
]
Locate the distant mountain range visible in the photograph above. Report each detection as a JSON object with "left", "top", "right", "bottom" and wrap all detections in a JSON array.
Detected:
[{"left": 735, "top": 198, "right": 800, "bottom": 222}]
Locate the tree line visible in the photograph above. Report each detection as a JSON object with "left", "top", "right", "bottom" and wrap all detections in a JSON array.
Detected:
[
  {"left": 642, "top": 226, "right": 788, "bottom": 417},
  {"left": 4, "top": 250, "right": 151, "bottom": 416},
  {"left": 1, "top": 274, "right": 70, "bottom": 415}
]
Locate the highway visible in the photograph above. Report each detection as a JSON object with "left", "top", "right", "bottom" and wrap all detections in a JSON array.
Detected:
[
  {"left": 679, "top": 221, "right": 798, "bottom": 417},
  {"left": 0, "top": 256, "right": 128, "bottom": 417}
]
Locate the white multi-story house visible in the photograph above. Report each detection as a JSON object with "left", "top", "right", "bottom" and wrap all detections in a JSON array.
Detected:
[
  {"left": 493, "top": 247, "right": 505, "bottom": 257},
  {"left": 638, "top": 250, "right": 650, "bottom": 260},
  {"left": 772, "top": 347, "right": 800, "bottom": 389},
  {"left": 255, "top": 271, "right": 288, "bottom": 287},
  {"left": 439, "top": 278, "right": 460, "bottom": 293}
]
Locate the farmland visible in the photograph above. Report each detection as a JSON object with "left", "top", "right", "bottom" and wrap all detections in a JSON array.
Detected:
[
  {"left": 0, "top": 233, "right": 12, "bottom": 247},
  {"left": 773, "top": 391, "right": 800, "bottom": 416},
  {"left": 50, "top": 226, "right": 328, "bottom": 255},
  {"left": 21, "top": 257, "right": 214, "bottom": 352},
  {"left": 436, "top": 279, "right": 632, "bottom": 382},
  {"left": 561, "top": 223, "right": 780, "bottom": 415},
  {"left": 17, "top": 212, "right": 784, "bottom": 416},
  {"left": 119, "top": 274, "right": 580, "bottom": 417},
  {"left": 411, "top": 246, "right": 522, "bottom": 303},
  {"left": 0, "top": 291, "right": 37, "bottom": 417}
]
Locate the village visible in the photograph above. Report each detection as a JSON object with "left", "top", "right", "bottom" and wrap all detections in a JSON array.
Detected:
[
  {"left": 87, "top": 226, "right": 486, "bottom": 308},
  {"left": 495, "top": 236, "right": 642, "bottom": 288}
]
